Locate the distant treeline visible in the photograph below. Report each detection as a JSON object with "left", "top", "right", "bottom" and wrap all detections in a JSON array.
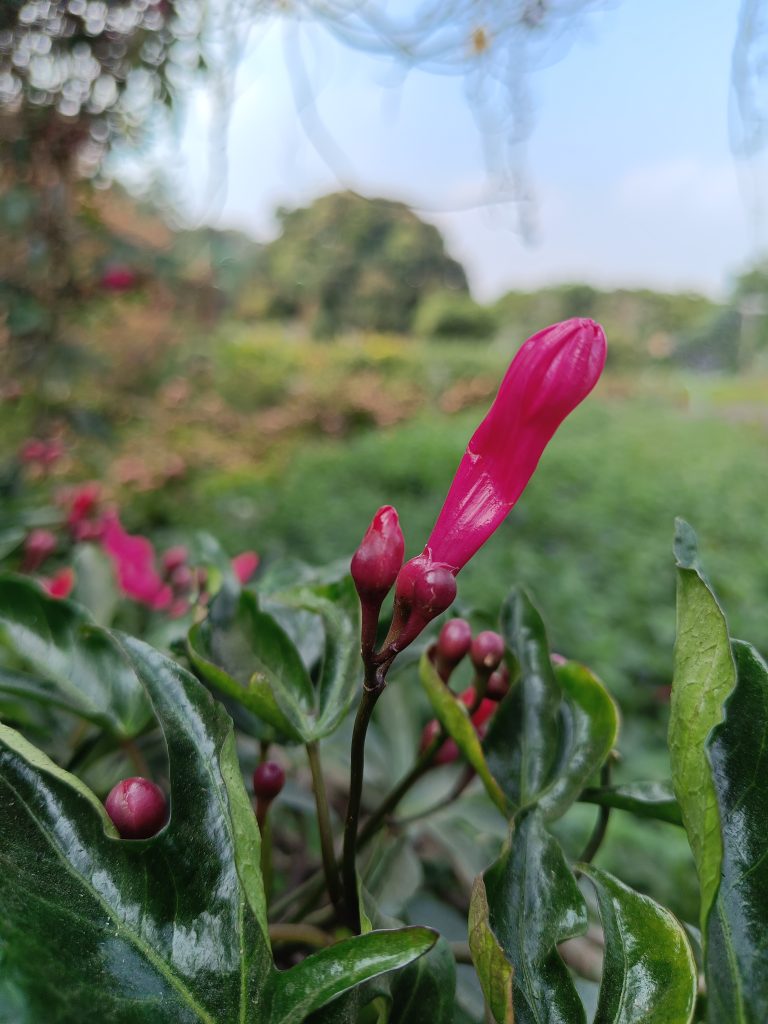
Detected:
[{"left": 4, "top": 184, "right": 766, "bottom": 373}]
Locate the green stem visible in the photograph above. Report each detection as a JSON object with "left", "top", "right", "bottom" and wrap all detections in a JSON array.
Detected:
[
  {"left": 306, "top": 740, "right": 344, "bottom": 913},
  {"left": 578, "top": 759, "right": 614, "bottom": 864},
  {"left": 268, "top": 922, "right": 334, "bottom": 949},
  {"left": 341, "top": 680, "right": 385, "bottom": 932},
  {"left": 260, "top": 814, "right": 274, "bottom": 902}
]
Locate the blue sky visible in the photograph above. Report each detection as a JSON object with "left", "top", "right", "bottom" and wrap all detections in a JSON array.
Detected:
[{"left": 165, "top": 0, "right": 764, "bottom": 301}]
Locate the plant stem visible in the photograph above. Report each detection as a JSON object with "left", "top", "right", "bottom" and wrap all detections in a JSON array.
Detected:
[
  {"left": 306, "top": 740, "right": 344, "bottom": 913},
  {"left": 391, "top": 764, "right": 476, "bottom": 828},
  {"left": 578, "top": 759, "right": 614, "bottom": 864},
  {"left": 268, "top": 922, "right": 334, "bottom": 950},
  {"left": 341, "top": 678, "right": 385, "bottom": 932}
]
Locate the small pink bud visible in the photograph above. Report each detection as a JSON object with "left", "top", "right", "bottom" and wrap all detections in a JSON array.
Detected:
[
  {"left": 41, "top": 567, "right": 75, "bottom": 599},
  {"left": 22, "top": 529, "right": 57, "bottom": 572},
  {"left": 162, "top": 545, "right": 188, "bottom": 575},
  {"left": 470, "top": 631, "right": 505, "bottom": 673},
  {"left": 105, "top": 777, "right": 168, "bottom": 839},
  {"left": 351, "top": 505, "right": 405, "bottom": 602},
  {"left": 486, "top": 663, "right": 510, "bottom": 701},
  {"left": 420, "top": 720, "right": 460, "bottom": 765},
  {"left": 386, "top": 556, "right": 457, "bottom": 653},
  {"left": 551, "top": 652, "right": 567, "bottom": 666},
  {"left": 170, "top": 564, "right": 194, "bottom": 594},
  {"left": 232, "top": 551, "right": 259, "bottom": 585},
  {"left": 436, "top": 618, "right": 472, "bottom": 664},
  {"left": 101, "top": 264, "right": 138, "bottom": 292},
  {"left": 253, "top": 761, "right": 286, "bottom": 801}
]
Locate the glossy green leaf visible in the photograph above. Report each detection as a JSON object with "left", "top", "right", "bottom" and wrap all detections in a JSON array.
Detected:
[
  {"left": 485, "top": 590, "right": 617, "bottom": 821},
  {"left": 468, "top": 875, "right": 514, "bottom": 1024},
  {"left": 279, "top": 584, "right": 360, "bottom": 737},
  {"left": 189, "top": 585, "right": 360, "bottom": 743},
  {"left": 388, "top": 934, "right": 456, "bottom": 1024},
  {"left": 538, "top": 661, "right": 618, "bottom": 820},
  {"left": 580, "top": 781, "right": 683, "bottom": 826},
  {"left": 670, "top": 520, "right": 735, "bottom": 933},
  {"left": 187, "top": 590, "right": 312, "bottom": 742},
  {"left": 264, "top": 927, "right": 438, "bottom": 1024},
  {"left": 419, "top": 650, "right": 508, "bottom": 813},
  {"left": 481, "top": 809, "right": 587, "bottom": 1024},
  {"left": 0, "top": 575, "right": 151, "bottom": 737},
  {"left": 495, "top": 588, "right": 562, "bottom": 805},
  {"left": 580, "top": 865, "right": 697, "bottom": 1024},
  {"left": 704, "top": 639, "right": 768, "bottom": 1023},
  {"left": 0, "top": 632, "right": 273, "bottom": 1021}
]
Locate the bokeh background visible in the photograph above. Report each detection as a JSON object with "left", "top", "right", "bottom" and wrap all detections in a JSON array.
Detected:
[{"left": 3, "top": 0, "right": 768, "bottom": 928}]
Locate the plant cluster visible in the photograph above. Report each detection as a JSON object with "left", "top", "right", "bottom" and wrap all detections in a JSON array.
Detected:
[{"left": 1, "top": 319, "right": 766, "bottom": 1023}]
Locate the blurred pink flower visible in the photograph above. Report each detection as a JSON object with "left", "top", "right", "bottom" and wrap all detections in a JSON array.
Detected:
[
  {"left": 423, "top": 318, "right": 606, "bottom": 572},
  {"left": 19, "top": 437, "right": 64, "bottom": 471},
  {"left": 62, "top": 482, "right": 105, "bottom": 541},
  {"left": 41, "top": 567, "right": 75, "bottom": 600},
  {"left": 100, "top": 264, "right": 138, "bottom": 292},
  {"left": 22, "top": 529, "right": 57, "bottom": 572},
  {"left": 232, "top": 551, "right": 259, "bottom": 584},
  {"left": 101, "top": 511, "right": 172, "bottom": 610}
]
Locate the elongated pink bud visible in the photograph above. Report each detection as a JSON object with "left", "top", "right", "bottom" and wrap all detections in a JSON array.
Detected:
[
  {"left": 424, "top": 319, "right": 606, "bottom": 572},
  {"left": 351, "top": 506, "right": 405, "bottom": 602},
  {"left": 486, "top": 663, "right": 510, "bottom": 701},
  {"left": 105, "top": 778, "right": 168, "bottom": 839}
]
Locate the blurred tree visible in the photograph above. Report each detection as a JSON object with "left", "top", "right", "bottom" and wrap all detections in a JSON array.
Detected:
[
  {"left": 258, "top": 192, "right": 468, "bottom": 336},
  {"left": 414, "top": 289, "right": 497, "bottom": 340}
]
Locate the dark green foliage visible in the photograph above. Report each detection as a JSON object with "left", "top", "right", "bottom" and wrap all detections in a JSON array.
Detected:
[
  {"left": 258, "top": 192, "right": 468, "bottom": 336},
  {"left": 414, "top": 291, "right": 497, "bottom": 340}
]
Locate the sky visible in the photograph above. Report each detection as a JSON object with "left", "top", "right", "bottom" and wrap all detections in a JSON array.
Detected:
[{"left": 160, "top": 0, "right": 766, "bottom": 302}]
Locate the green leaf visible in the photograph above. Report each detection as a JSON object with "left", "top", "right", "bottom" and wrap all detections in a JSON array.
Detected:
[
  {"left": 481, "top": 809, "right": 587, "bottom": 1024},
  {"left": 580, "top": 781, "right": 683, "bottom": 826},
  {"left": 670, "top": 520, "right": 735, "bottom": 934},
  {"left": 388, "top": 934, "right": 456, "bottom": 1024},
  {"left": 265, "top": 927, "right": 438, "bottom": 1024},
  {"left": 187, "top": 590, "right": 313, "bottom": 742},
  {"left": 580, "top": 865, "right": 697, "bottom": 1024},
  {"left": 485, "top": 590, "right": 617, "bottom": 821},
  {"left": 189, "top": 585, "right": 360, "bottom": 743},
  {"left": 0, "top": 575, "right": 151, "bottom": 737},
  {"left": 280, "top": 583, "right": 360, "bottom": 737},
  {"left": 704, "top": 639, "right": 768, "bottom": 1023},
  {"left": 468, "top": 875, "right": 514, "bottom": 1024},
  {"left": 538, "top": 661, "right": 618, "bottom": 820},
  {"left": 71, "top": 543, "right": 120, "bottom": 626},
  {"left": 418, "top": 650, "right": 508, "bottom": 813},
  {"left": 0, "top": 632, "right": 273, "bottom": 1021}
]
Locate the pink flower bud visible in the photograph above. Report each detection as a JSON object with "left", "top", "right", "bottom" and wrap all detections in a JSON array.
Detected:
[
  {"left": 232, "top": 551, "right": 259, "bottom": 585},
  {"left": 162, "top": 545, "right": 188, "bottom": 575},
  {"left": 470, "top": 631, "right": 505, "bottom": 673},
  {"left": 436, "top": 618, "right": 472, "bottom": 667},
  {"left": 486, "top": 663, "right": 510, "bottom": 701},
  {"left": 101, "top": 511, "right": 172, "bottom": 610},
  {"left": 420, "top": 720, "right": 459, "bottom": 765},
  {"left": 253, "top": 761, "right": 286, "bottom": 802},
  {"left": 104, "top": 777, "right": 168, "bottom": 839},
  {"left": 351, "top": 506, "right": 405, "bottom": 603},
  {"left": 170, "top": 564, "right": 194, "bottom": 594},
  {"left": 423, "top": 319, "right": 606, "bottom": 573},
  {"left": 22, "top": 529, "right": 57, "bottom": 572},
  {"left": 40, "top": 567, "right": 75, "bottom": 599},
  {"left": 387, "top": 555, "right": 457, "bottom": 653}
]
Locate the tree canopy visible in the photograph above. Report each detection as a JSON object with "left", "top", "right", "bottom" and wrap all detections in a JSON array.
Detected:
[{"left": 258, "top": 192, "right": 469, "bottom": 336}]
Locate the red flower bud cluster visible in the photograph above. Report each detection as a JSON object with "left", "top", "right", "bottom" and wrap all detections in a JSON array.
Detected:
[
  {"left": 104, "top": 777, "right": 168, "bottom": 839},
  {"left": 420, "top": 685, "right": 497, "bottom": 766},
  {"left": 350, "top": 320, "right": 606, "bottom": 671}
]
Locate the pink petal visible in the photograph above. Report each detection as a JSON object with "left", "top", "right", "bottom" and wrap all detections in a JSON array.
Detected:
[
  {"left": 425, "top": 319, "right": 606, "bottom": 571},
  {"left": 232, "top": 551, "right": 259, "bottom": 584},
  {"left": 42, "top": 567, "right": 75, "bottom": 599},
  {"left": 101, "top": 511, "right": 171, "bottom": 609}
]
